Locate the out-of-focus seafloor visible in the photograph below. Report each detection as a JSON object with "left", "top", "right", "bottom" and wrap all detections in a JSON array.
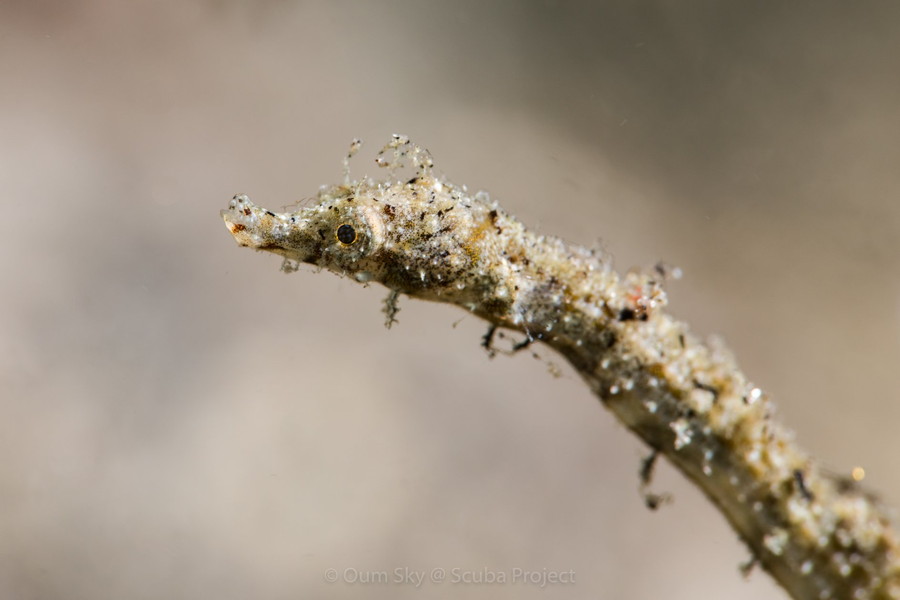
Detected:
[{"left": 2, "top": 3, "right": 898, "bottom": 599}]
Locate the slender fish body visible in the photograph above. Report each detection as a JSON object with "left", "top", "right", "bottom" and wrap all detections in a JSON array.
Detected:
[{"left": 222, "top": 136, "right": 900, "bottom": 600}]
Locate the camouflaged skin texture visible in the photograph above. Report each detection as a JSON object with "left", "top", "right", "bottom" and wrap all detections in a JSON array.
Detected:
[{"left": 223, "top": 136, "right": 900, "bottom": 600}]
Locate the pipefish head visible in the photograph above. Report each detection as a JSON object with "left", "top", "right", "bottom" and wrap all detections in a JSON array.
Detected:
[
  {"left": 221, "top": 175, "right": 502, "bottom": 303},
  {"left": 221, "top": 188, "right": 388, "bottom": 279}
]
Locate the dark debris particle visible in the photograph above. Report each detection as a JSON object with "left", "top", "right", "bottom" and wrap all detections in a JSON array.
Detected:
[
  {"left": 640, "top": 450, "right": 659, "bottom": 486},
  {"left": 739, "top": 556, "right": 759, "bottom": 578},
  {"left": 644, "top": 492, "right": 672, "bottom": 511},
  {"left": 619, "top": 308, "right": 636, "bottom": 321},
  {"left": 793, "top": 469, "right": 814, "bottom": 501},
  {"left": 481, "top": 324, "right": 498, "bottom": 357},
  {"left": 693, "top": 380, "right": 720, "bottom": 400}
]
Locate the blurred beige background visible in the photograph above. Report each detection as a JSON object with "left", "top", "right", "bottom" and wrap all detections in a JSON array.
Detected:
[{"left": 2, "top": 2, "right": 898, "bottom": 599}]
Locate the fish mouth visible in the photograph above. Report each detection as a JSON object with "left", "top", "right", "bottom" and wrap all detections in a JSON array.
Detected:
[
  {"left": 220, "top": 210, "right": 247, "bottom": 235},
  {"left": 221, "top": 194, "right": 269, "bottom": 249},
  {"left": 221, "top": 194, "right": 320, "bottom": 262}
]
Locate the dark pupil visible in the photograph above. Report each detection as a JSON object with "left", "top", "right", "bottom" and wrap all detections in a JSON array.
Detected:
[{"left": 337, "top": 224, "right": 357, "bottom": 244}]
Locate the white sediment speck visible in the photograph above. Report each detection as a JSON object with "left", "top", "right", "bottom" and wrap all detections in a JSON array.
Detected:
[
  {"left": 748, "top": 387, "right": 763, "bottom": 404},
  {"left": 764, "top": 528, "right": 789, "bottom": 556},
  {"left": 671, "top": 419, "right": 692, "bottom": 450}
]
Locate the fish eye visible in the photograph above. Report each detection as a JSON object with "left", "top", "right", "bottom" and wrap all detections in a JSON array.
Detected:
[{"left": 336, "top": 223, "right": 357, "bottom": 244}]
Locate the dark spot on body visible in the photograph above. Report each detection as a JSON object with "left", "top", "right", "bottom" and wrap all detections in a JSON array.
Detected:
[
  {"left": 481, "top": 297, "right": 514, "bottom": 319},
  {"left": 793, "top": 469, "right": 814, "bottom": 501},
  {"left": 693, "top": 380, "right": 719, "bottom": 401},
  {"left": 619, "top": 308, "right": 636, "bottom": 321},
  {"left": 317, "top": 229, "right": 326, "bottom": 240},
  {"left": 265, "top": 210, "right": 276, "bottom": 216},
  {"left": 231, "top": 223, "right": 246, "bottom": 232},
  {"left": 383, "top": 204, "right": 395, "bottom": 217},
  {"left": 488, "top": 209, "right": 503, "bottom": 233},
  {"left": 304, "top": 246, "right": 323, "bottom": 264},
  {"left": 600, "top": 331, "right": 617, "bottom": 349}
]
